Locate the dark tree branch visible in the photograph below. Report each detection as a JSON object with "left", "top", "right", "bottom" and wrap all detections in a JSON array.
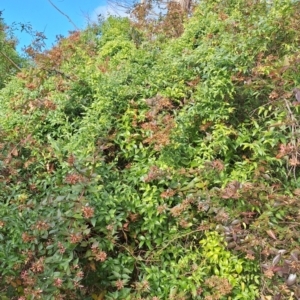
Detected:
[{"left": 41, "top": 67, "right": 73, "bottom": 80}]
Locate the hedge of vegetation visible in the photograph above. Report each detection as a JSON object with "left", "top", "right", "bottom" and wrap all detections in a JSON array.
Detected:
[{"left": 0, "top": 0, "right": 300, "bottom": 299}]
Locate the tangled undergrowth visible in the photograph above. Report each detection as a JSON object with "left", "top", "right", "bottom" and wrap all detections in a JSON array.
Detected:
[{"left": 0, "top": 0, "right": 300, "bottom": 299}]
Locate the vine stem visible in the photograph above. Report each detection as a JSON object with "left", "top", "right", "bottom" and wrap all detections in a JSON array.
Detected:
[
  {"left": 0, "top": 50, "right": 22, "bottom": 71},
  {"left": 154, "top": 228, "right": 204, "bottom": 257},
  {"left": 47, "top": 0, "right": 79, "bottom": 31}
]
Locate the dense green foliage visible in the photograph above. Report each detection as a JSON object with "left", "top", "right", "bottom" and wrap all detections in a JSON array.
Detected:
[
  {"left": 0, "top": 0, "right": 300, "bottom": 299},
  {"left": 0, "top": 15, "right": 24, "bottom": 89}
]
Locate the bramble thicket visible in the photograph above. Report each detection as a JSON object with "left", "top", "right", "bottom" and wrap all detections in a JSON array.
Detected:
[{"left": 0, "top": 0, "right": 300, "bottom": 299}]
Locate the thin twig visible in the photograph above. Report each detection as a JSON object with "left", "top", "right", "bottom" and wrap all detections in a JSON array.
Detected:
[{"left": 47, "top": 0, "right": 79, "bottom": 30}]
